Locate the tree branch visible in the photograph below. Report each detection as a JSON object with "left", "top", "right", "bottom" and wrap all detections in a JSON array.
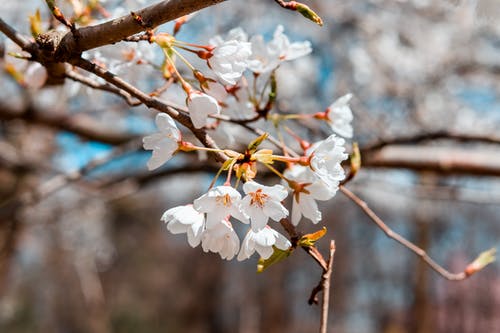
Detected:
[
  {"left": 71, "top": 57, "right": 227, "bottom": 161},
  {"left": 0, "top": 101, "right": 136, "bottom": 145},
  {"left": 339, "top": 185, "right": 469, "bottom": 281},
  {"left": 362, "top": 145, "right": 500, "bottom": 177},
  {"left": 320, "top": 241, "right": 335, "bottom": 333},
  {"left": 0, "top": 139, "right": 143, "bottom": 218},
  {"left": 65, "top": 69, "right": 142, "bottom": 106},
  {"left": 54, "top": 0, "right": 226, "bottom": 60},
  {"left": 362, "top": 131, "right": 500, "bottom": 153},
  {"left": 0, "top": 18, "right": 37, "bottom": 54}
]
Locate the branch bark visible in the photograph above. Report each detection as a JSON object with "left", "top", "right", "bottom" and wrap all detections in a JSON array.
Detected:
[
  {"left": 54, "top": 0, "right": 226, "bottom": 60},
  {"left": 362, "top": 145, "right": 500, "bottom": 177}
]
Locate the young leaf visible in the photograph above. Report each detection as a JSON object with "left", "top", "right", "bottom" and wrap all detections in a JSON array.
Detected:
[
  {"left": 257, "top": 246, "right": 293, "bottom": 273},
  {"left": 298, "top": 227, "right": 327, "bottom": 247},
  {"left": 465, "top": 248, "right": 496, "bottom": 276}
]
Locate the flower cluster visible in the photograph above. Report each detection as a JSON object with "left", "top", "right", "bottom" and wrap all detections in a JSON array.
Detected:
[
  {"left": 151, "top": 25, "right": 313, "bottom": 131},
  {"left": 143, "top": 25, "right": 355, "bottom": 261}
]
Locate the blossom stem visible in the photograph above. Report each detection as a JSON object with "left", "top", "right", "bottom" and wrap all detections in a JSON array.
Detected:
[
  {"left": 270, "top": 155, "right": 302, "bottom": 164},
  {"left": 225, "top": 159, "right": 237, "bottom": 185},
  {"left": 262, "top": 162, "right": 290, "bottom": 183},
  {"left": 170, "top": 47, "right": 196, "bottom": 71},
  {"left": 163, "top": 49, "right": 189, "bottom": 87},
  {"left": 173, "top": 39, "right": 213, "bottom": 51},
  {"left": 276, "top": 126, "right": 290, "bottom": 157},
  {"left": 184, "top": 145, "right": 233, "bottom": 155},
  {"left": 282, "top": 113, "right": 314, "bottom": 120},
  {"left": 257, "top": 73, "right": 272, "bottom": 105},
  {"left": 208, "top": 159, "right": 232, "bottom": 190}
]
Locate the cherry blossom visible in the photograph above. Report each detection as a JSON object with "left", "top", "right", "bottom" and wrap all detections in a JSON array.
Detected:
[
  {"left": 324, "top": 94, "right": 354, "bottom": 138},
  {"left": 161, "top": 205, "right": 205, "bottom": 247},
  {"left": 208, "top": 27, "right": 252, "bottom": 85},
  {"left": 237, "top": 226, "right": 291, "bottom": 261},
  {"left": 241, "top": 181, "right": 289, "bottom": 231},
  {"left": 142, "top": 113, "right": 181, "bottom": 170},
  {"left": 284, "top": 165, "right": 337, "bottom": 225},
  {"left": 201, "top": 219, "right": 240, "bottom": 260},
  {"left": 249, "top": 25, "right": 312, "bottom": 74},
  {"left": 308, "top": 134, "right": 348, "bottom": 188},
  {"left": 187, "top": 91, "right": 221, "bottom": 128},
  {"left": 269, "top": 25, "right": 312, "bottom": 61},
  {"left": 193, "top": 185, "right": 249, "bottom": 228}
]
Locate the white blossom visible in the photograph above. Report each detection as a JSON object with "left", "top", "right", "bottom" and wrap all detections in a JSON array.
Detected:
[
  {"left": 284, "top": 165, "right": 336, "bottom": 225},
  {"left": 249, "top": 25, "right": 312, "bottom": 74},
  {"left": 187, "top": 91, "right": 221, "bottom": 129},
  {"left": 201, "top": 219, "right": 240, "bottom": 260},
  {"left": 204, "top": 81, "right": 228, "bottom": 103},
  {"left": 161, "top": 205, "right": 205, "bottom": 247},
  {"left": 208, "top": 28, "right": 252, "bottom": 85},
  {"left": 325, "top": 94, "right": 354, "bottom": 138},
  {"left": 248, "top": 34, "right": 280, "bottom": 74},
  {"left": 241, "top": 181, "right": 288, "bottom": 231},
  {"left": 237, "top": 226, "right": 291, "bottom": 261},
  {"left": 268, "top": 25, "right": 312, "bottom": 61},
  {"left": 308, "top": 134, "right": 348, "bottom": 188},
  {"left": 142, "top": 113, "right": 180, "bottom": 170},
  {"left": 193, "top": 185, "right": 249, "bottom": 228}
]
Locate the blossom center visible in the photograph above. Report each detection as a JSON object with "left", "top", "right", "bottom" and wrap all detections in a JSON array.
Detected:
[
  {"left": 249, "top": 189, "right": 268, "bottom": 208},
  {"left": 216, "top": 193, "right": 233, "bottom": 207}
]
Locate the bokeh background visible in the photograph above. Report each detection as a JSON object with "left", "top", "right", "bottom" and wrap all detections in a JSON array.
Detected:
[{"left": 1, "top": 0, "right": 500, "bottom": 332}]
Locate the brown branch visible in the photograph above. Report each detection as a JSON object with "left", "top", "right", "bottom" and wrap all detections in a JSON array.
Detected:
[
  {"left": 65, "top": 69, "right": 142, "bottom": 106},
  {"left": 0, "top": 139, "right": 143, "bottom": 218},
  {"left": 54, "top": 0, "right": 226, "bottom": 60},
  {"left": 361, "top": 131, "right": 500, "bottom": 153},
  {"left": 320, "top": 240, "right": 335, "bottom": 333},
  {"left": 362, "top": 145, "right": 500, "bottom": 177},
  {"left": 339, "top": 185, "right": 468, "bottom": 281},
  {"left": 0, "top": 18, "right": 37, "bottom": 54},
  {"left": 71, "top": 57, "right": 227, "bottom": 161},
  {"left": 0, "top": 101, "right": 136, "bottom": 145}
]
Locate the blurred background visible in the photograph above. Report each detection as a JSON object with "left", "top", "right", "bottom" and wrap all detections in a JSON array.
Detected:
[{"left": 1, "top": 0, "right": 500, "bottom": 332}]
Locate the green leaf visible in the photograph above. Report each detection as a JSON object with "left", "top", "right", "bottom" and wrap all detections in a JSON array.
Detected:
[{"left": 257, "top": 246, "right": 293, "bottom": 273}]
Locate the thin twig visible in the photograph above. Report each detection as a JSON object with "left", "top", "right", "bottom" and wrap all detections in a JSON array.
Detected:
[
  {"left": 65, "top": 69, "right": 142, "bottom": 106},
  {"left": 0, "top": 100, "right": 136, "bottom": 145},
  {"left": 320, "top": 240, "right": 336, "bottom": 333},
  {"left": 0, "top": 139, "right": 143, "bottom": 215},
  {"left": 0, "top": 18, "right": 37, "bottom": 54},
  {"left": 339, "top": 185, "right": 467, "bottom": 281},
  {"left": 71, "top": 57, "right": 227, "bottom": 162}
]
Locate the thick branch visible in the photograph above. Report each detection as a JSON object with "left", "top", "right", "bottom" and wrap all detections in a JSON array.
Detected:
[
  {"left": 54, "top": 0, "right": 226, "bottom": 60},
  {"left": 362, "top": 131, "right": 500, "bottom": 152},
  {"left": 362, "top": 145, "right": 500, "bottom": 177}
]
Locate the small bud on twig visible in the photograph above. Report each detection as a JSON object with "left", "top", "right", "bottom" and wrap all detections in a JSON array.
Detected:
[{"left": 465, "top": 248, "right": 496, "bottom": 276}]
